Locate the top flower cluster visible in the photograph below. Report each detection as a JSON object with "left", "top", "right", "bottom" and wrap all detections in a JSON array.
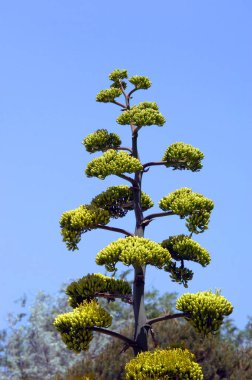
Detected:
[{"left": 96, "top": 69, "right": 166, "bottom": 128}]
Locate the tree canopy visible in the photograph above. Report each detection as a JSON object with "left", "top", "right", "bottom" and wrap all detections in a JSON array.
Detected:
[{"left": 52, "top": 69, "right": 234, "bottom": 379}]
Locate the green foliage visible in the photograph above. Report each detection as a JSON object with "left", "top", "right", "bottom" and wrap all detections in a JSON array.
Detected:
[
  {"left": 159, "top": 188, "right": 214, "bottom": 234},
  {"left": 161, "top": 235, "right": 211, "bottom": 287},
  {"left": 85, "top": 150, "right": 143, "bottom": 179},
  {"left": 128, "top": 75, "right": 152, "bottom": 90},
  {"left": 60, "top": 205, "right": 110, "bottom": 251},
  {"left": 91, "top": 185, "right": 154, "bottom": 218},
  {"left": 164, "top": 261, "right": 194, "bottom": 288},
  {"left": 109, "top": 69, "right": 128, "bottom": 82},
  {"left": 117, "top": 102, "right": 165, "bottom": 127},
  {"left": 125, "top": 348, "right": 203, "bottom": 380},
  {"left": 110, "top": 81, "right": 127, "bottom": 90},
  {"left": 96, "top": 236, "right": 172, "bottom": 272},
  {"left": 96, "top": 88, "right": 122, "bottom": 103},
  {"left": 54, "top": 300, "right": 112, "bottom": 353},
  {"left": 66, "top": 273, "right": 132, "bottom": 308},
  {"left": 82, "top": 129, "right": 121, "bottom": 153},
  {"left": 108, "top": 69, "right": 128, "bottom": 90},
  {"left": 161, "top": 235, "right": 211, "bottom": 267},
  {"left": 137, "top": 101, "right": 159, "bottom": 110},
  {"left": 176, "top": 291, "right": 233, "bottom": 335},
  {"left": 162, "top": 142, "right": 204, "bottom": 172}
]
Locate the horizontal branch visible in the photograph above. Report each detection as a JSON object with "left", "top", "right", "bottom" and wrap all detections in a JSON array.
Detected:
[
  {"left": 143, "top": 161, "right": 167, "bottom": 169},
  {"left": 94, "top": 292, "right": 133, "bottom": 304},
  {"left": 141, "top": 211, "right": 174, "bottom": 225},
  {"left": 116, "top": 173, "right": 136, "bottom": 185},
  {"left": 97, "top": 224, "right": 133, "bottom": 236},
  {"left": 143, "top": 160, "right": 187, "bottom": 170},
  {"left": 112, "top": 100, "right": 127, "bottom": 109},
  {"left": 147, "top": 312, "right": 189, "bottom": 326},
  {"left": 88, "top": 326, "right": 137, "bottom": 347}
]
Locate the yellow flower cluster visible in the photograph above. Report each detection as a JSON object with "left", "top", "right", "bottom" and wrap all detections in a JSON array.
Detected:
[
  {"left": 53, "top": 300, "right": 112, "bottom": 352},
  {"left": 128, "top": 75, "right": 152, "bottom": 90},
  {"left": 161, "top": 235, "right": 211, "bottom": 267},
  {"left": 96, "top": 88, "right": 122, "bottom": 103},
  {"left": 109, "top": 74, "right": 127, "bottom": 90},
  {"left": 176, "top": 291, "right": 233, "bottom": 335},
  {"left": 91, "top": 185, "right": 154, "bottom": 218},
  {"left": 104, "top": 70, "right": 153, "bottom": 92},
  {"left": 136, "top": 101, "right": 159, "bottom": 110},
  {"left": 96, "top": 236, "right": 171, "bottom": 272},
  {"left": 85, "top": 150, "right": 143, "bottom": 180},
  {"left": 125, "top": 348, "right": 203, "bottom": 380},
  {"left": 109, "top": 69, "right": 128, "bottom": 81},
  {"left": 66, "top": 273, "right": 132, "bottom": 308},
  {"left": 117, "top": 102, "right": 165, "bottom": 127},
  {"left": 60, "top": 205, "right": 110, "bottom": 250},
  {"left": 82, "top": 129, "right": 121, "bottom": 153},
  {"left": 159, "top": 188, "right": 214, "bottom": 234},
  {"left": 162, "top": 142, "right": 204, "bottom": 172}
]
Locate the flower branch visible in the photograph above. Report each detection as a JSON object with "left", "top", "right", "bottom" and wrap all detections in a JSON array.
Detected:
[
  {"left": 143, "top": 160, "right": 187, "bottom": 170},
  {"left": 88, "top": 326, "right": 137, "bottom": 348},
  {"left": 141, "top": 211, "right": 174, "bottom": 226},
  {"left": 97, "top": 224, "right": 133, "bottom": 237},
  {"left": 116, "top": 173, "right": 136, "bottom": 186},
  {"left": 94, "top": 292, "right": 133, "bottom": 304},
  {"left": 147, "top": 312, "right": 189, "bottom": 326}
]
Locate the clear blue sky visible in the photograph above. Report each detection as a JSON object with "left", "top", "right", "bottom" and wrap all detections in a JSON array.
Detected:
[{"left": 0, "top": 0, "right": 251, "bottom": 330}]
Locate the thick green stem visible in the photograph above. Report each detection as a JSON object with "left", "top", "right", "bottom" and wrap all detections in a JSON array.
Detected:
[
  {"left": 131, "top": 129, "right": 148, "bottom": 355},
  {"left": 133, "top": 264, "right": 148, "bottom": 355}
]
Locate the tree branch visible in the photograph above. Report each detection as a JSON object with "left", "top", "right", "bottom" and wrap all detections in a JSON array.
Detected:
[
  {"left": 130, "top": 122, "right": 137, "bottom": 135},
  {"left": 116, "top": 146, "right": 133, "bottom": 153},
  {"left": 147, "top": 312, "right": 189, "bottom": 326},
  {"left": 149, "top": 326, "right": 158, "bottom": 347},
  {"left": 119, "top": 80, "right": 128, "bottom": 104},
  {"left": 143, "top": 161, "right": 167, "bottom": 169},
  {"left": 112, "top": 100, "right": 127, "bottom": 109},
  {"left": 116, "top": 173, "right": 136, "bottom": 186},
  {"left": 141, "top": 211, "right": 174, "bottom": 226},
  {"left": 97, "top": 224, "right": 133, "bottom": 236},
  {"left": 88, "top": 326, "right": 137, "bottom": 348},
  {"left": 94, "top": 292, "right": 133, "bottom": 304},
  {"left": 135, "top": 126, "right": 142, "bottom": 134},
  {"left": 143, "top": 160, "right": 187, "bottom": 170},
  {"left": 128, "top": 87, "right": 138, "bottom": 98}
]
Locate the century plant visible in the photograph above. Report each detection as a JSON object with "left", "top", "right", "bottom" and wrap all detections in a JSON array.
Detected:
[{"left": 54, "top": 69, "right": 233, "bottom": 379}]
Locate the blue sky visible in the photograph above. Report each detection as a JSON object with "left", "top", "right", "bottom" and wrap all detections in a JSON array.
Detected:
[{"left": 0, "top": 0, "right": 251, "bottom": 330}]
